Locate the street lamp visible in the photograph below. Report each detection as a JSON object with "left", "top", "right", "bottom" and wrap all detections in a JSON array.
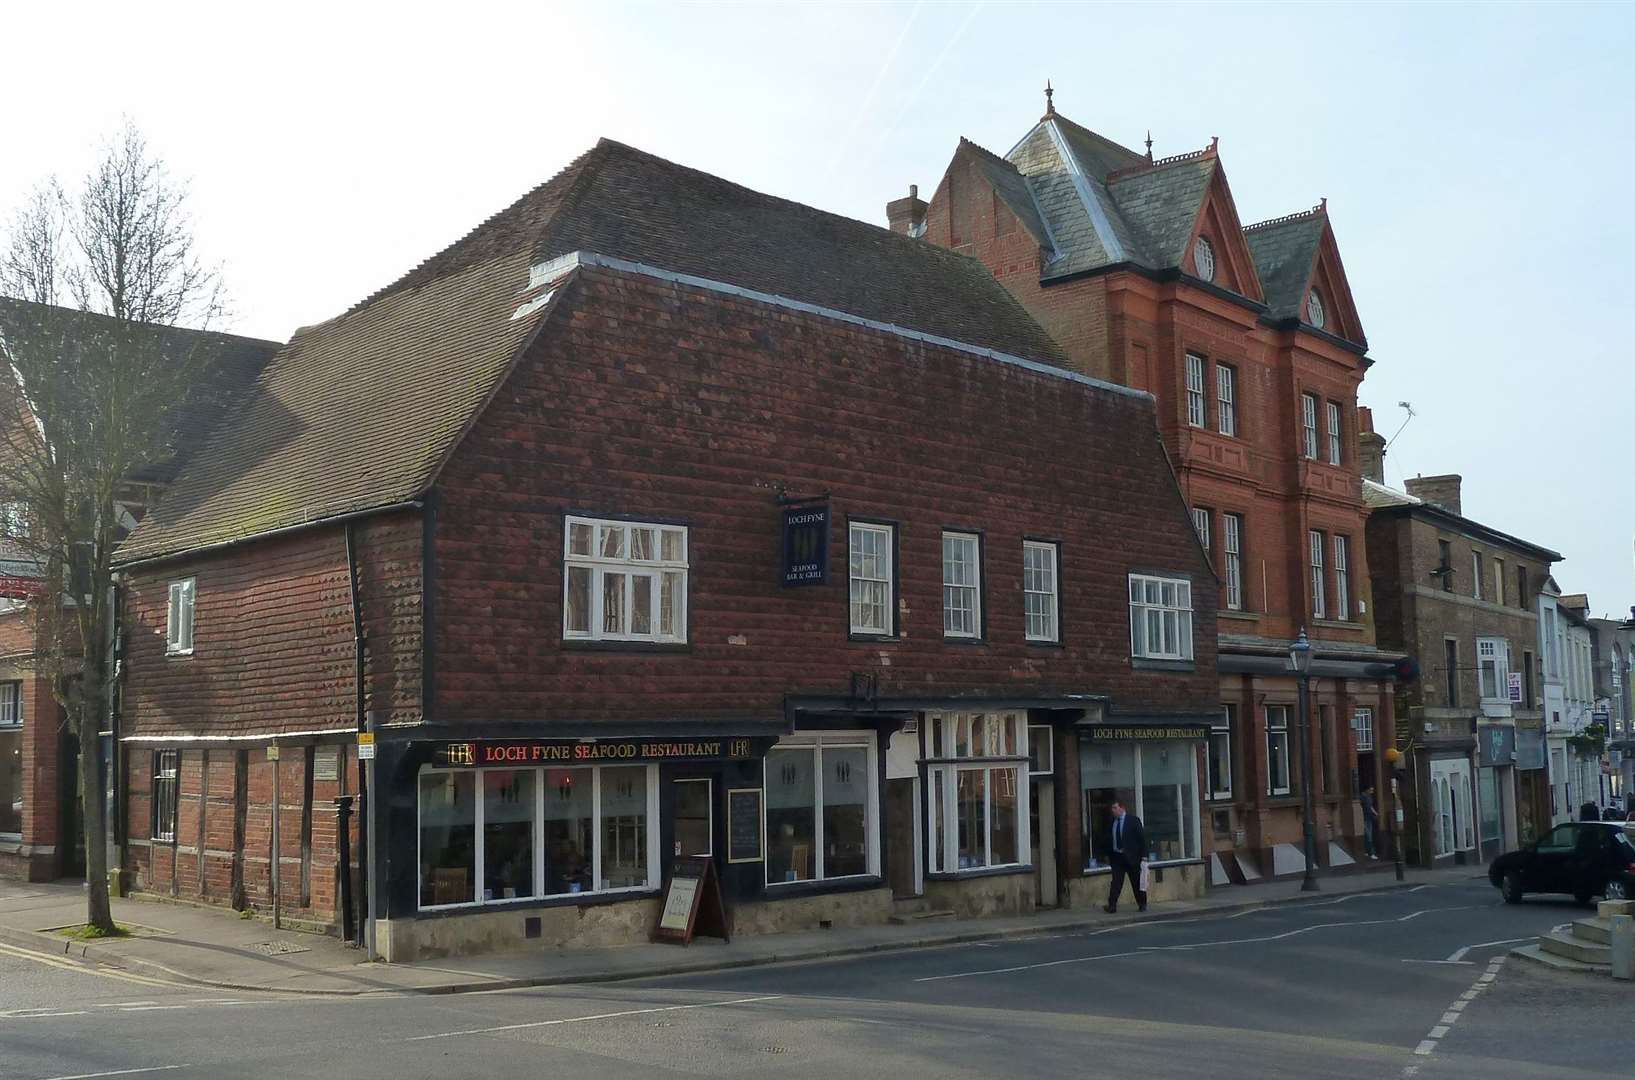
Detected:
[{"left": 1288, "top": 628, "right": 1320, "bottom": 892}]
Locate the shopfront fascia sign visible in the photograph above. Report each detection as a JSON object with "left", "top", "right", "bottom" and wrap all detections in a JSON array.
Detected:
[
  {"left": 434, "top": 737, "right": 762, "bottom": 769},
  {"left": 1478, "top": 724, "right": 1516, "bottom": 768},
  {"left": 780, "top": 502, "right": 830, "bottom": 587},
  {"left": 1080, "top": 723, "right": 1210, "bottom": 742}
]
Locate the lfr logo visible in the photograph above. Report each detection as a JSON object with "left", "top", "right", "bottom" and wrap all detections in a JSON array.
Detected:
[
  {"left": 728, "top": 738, "right": 750, "bottom": 758},
  {"left": 441, "top": 743, "right": 475, "bottom": 767}
]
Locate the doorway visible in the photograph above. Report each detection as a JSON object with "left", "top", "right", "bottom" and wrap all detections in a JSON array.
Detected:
[
  {"left": 1030, "top": 777, "right": 1057, "bottom": 907},
  {"left": 58, "top": 725, "right": 85, "bottom": 879},
  {"left": 672, "top": 777, "right": 713, "bottom": 859}
]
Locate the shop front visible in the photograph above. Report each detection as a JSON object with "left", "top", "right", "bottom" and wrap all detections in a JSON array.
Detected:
[{"left": 1476, "top": 722, "right": 1517, "bottom": 859}]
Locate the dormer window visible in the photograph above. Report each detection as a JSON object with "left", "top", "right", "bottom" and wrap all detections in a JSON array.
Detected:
[
  {"left": 1306, "top": 288, "right": 1326, "bottom": 329},
  {"left": 1193, "top": 236, "right": 1216, "bottom": 282}
]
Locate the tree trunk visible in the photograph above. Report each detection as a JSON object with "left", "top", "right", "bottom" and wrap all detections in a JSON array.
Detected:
[{"left": 78, "top": 669, "right": 114, "bottom": 932}]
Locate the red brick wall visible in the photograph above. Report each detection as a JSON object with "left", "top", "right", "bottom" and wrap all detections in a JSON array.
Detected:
[
  {"left": 429, "top": 264, "right": 1218, "bottom": 724},
  {"left": 0, "top": 608, "right": 66, "bottom": 881}
]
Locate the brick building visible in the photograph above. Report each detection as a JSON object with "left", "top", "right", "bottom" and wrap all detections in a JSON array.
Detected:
[
  {"left": 112, "top": 140, "right": 1220, "bottom": 960},
  {"left": 1361, "top": 451, "right": 1559, "bottom": 866},
  {"left": 0, "top": 298, "right": 276, "bottom": 882},
  {"left": 905, "top": 94, "right": 1399, "bottom": 884}
]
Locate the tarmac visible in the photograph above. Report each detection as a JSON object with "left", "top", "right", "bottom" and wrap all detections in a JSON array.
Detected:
[{"left": 0, "top": 861, "right": 1486, "bottom": 996}]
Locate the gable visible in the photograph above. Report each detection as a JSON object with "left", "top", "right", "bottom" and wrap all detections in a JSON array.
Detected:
[
  {"left": 1305, "top": 225, "right": 1366, "bottom": 346},
  {"left": 1178, "top": 166, "right": 1263, "bottom": 302}
]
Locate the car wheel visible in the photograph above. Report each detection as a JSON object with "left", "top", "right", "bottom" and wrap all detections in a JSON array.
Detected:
[
  {"left": 1607, "top": 880, "right": 1629, "bottom": 901},
  {"left": 1501, "top": 872, "right": 1524, "bottom": 904}
]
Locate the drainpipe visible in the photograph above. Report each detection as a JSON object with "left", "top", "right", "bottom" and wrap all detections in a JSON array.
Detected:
[{"left": 345, "top": 522, "right": 374, "bottom": 958}]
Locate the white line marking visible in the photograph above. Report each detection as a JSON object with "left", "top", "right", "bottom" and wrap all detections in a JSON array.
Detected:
[
  {"left": 37, "top": 1067, "right": 188, "bottom": 1080},
  {"left": 1449, "top": 1001, "right": 1468, "bottom": 1013},
  {"left": 95, "top": 1002, "right": 158, "bottom": 1008},
  {"left": 1460, "top": 990, "right": 1480, "bottom": 1001},
  {"left": 118, "top": 1005, "right": 189, "bottom": 1011},
  {"left": 915, "top": 950, "right": 1146, "bottom": 982},
  {"left": 1401, "top": 959, "right": 1473, "bottom": 966},
  {"left": 1440, "top": 1012, "right": 1460, "bottom": 1025},
  {"left": 1446, "top": 937, "right": 1533, "bottom": 962},
  {"left": 1478, "top": 973, "right": 1496, "bottom": 983},
  {"left": 1428, "top": 1025, "right": 1450, "bottom": 1039},
  {"left": 405, "top": 994, "right": 784, "bottom": 1041},
  {"left": 0, "top": 1008, "right": 89, "bottom": 1018},
  {"left": 1414, "top": 1040, "right": 1438, "bottom": 1055}
]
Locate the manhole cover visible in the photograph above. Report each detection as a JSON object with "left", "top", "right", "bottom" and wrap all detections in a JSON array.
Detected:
[{"left": 249, "top": 941, "right": 311, "bottom": 956}]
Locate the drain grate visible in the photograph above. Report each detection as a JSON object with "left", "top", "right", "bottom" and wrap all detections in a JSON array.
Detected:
[{"left": 248, "top": 941, "right": 311, "bottom": 956}]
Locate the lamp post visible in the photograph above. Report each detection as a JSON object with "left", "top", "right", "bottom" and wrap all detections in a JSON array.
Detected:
[{"left": 1289, "top": 628, "right": 1320, "bottom": 892}]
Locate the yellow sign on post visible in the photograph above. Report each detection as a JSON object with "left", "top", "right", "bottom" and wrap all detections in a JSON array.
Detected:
[{"left": 358, "top": 731, "right": 376, "bottom": 761}]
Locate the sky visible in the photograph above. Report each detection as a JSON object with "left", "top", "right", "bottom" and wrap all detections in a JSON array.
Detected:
[{"left": 3, "top": 0, "right": 1632, "bottom": 614}]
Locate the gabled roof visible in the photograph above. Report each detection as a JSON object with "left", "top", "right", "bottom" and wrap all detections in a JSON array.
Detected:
[
  {"left": 1243, "top": 209, "right": 1327, "bottom": 321},
  {"left": 954, "top": 138, "right": 1053, "bottom": 254},
  {"left": 1106, "top": 155, "right": 1217, "bottom": 269},
  {"left": 117, "top": 140, "right": 1072, "bottom": 564}
]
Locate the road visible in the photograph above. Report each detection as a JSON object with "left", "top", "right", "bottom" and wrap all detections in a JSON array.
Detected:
[{"left": 0, "top": 879, "right": 1626, "bottom": 1079}]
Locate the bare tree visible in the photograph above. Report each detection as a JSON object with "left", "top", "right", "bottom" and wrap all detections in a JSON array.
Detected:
[{"left": 0, "top": 121, "right": 224, "bottom": 933}]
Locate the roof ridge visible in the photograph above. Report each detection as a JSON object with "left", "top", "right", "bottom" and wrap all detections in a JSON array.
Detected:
[
  {"left": 1046, "top": 113, "right": 1146, "bottom": 166},
  {"left": 957, "top": 135, "right": 1023, "bottom": 173},
  {"left": 1244, "top": 200, "right": 1327, "bottom": 232},
  {"left": 1105, "top": 143, "right": 1218, "bottom": 183}
]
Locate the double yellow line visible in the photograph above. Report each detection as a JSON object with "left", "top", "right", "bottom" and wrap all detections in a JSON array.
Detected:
[{"left": 0, "top": 938, "right": 188, "bottom": 989}]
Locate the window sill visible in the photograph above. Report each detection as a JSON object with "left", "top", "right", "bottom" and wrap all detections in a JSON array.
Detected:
[
  {"left": 1025, "top": 637, "right": 1064, "bottom": 649},
  {"left": 942, "top": 636, "right": 988, "bottom": 647},
  {"left": 561, "top": 639, "right": 690, "bottom": 654},
  {"left": 848, "top": 633, "right": 899, "bottom": 644},
  {"left": 1311, "top": 618, "right": 1364, "bottom": 631},
  {"left": 165, "top": 649, "right": 194, "bottom": 659},
  {"left": 761, "top": 875, "right": 883, "bottom": 900},
  {"left": 926, "top": 863, "right": 1031, "bottom": 881},
  {"left": 1218, "top": 610, "right": 1259, "bottom": 622},
  {"left": 1131, "top": 657, "right": 1196, "bottom": 673},
  {"left": 416, "top": 886, "right": 660, "bottom": 919}
]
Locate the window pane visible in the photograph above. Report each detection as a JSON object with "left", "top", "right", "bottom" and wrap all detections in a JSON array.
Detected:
[
  {"left": 767, "top": 749, "right": 816, "bottom": 883},
  {"left": 0, "top": 728, "right": 19, "bottom": 834},
  {"left": 956, "top": 769, "right": 987, "bottom": 869},
  {"left": 932, "top": 768, "right": 947, "bottom": 873},
  {"left": 542, "top": 768, "right": 592, "bottom": 895},
  {"left": 419, "top": 771, "right": 476, "bottom": 907},
  {"left": 630, "top": 527, "right": 656, "bottom": 561},
  {"left": 602, "top": 572, "right": 627, "bottom": 635},
  {"left": 660, "top": 572, "right": 681, "bottom": 636},
  {"left": 822, "top": 746, "right": 869, "bottom": 877},
  {"left": 661, "top": 529, "right": 684, "bottom": 562},
  {"left": 601, "top": 766, "right": 649, "bottom": 889},
  {"left": 1145, "top": 580, "right": 1160, "bottom": 605},
  {"left": 989, "top": 767, "right": 1019, "bottom": 865},
  {"left": 631, "top": 575, "right": 653, "bottom": 635},
  {"left": 674, "top": 779, "right": 711, "bottom": 857},
  {"left": 483, "top": 770, "right": 536, "bottom": 901},
  {"left": 568, "top": 522, "right": 592, "bottom": 556},
  {"left": 1208, "top": 732, "right": 1232, "bottom": 796},
  {"left": 1141, "top": 742, "right": 1196, "bottom": 861},
  {"left": 565, "top": 566, "right": 592, "bottom": 634},
  {"left": 600, "top": 526, "right": 626, "bottom": 559},
  {"left": 1080, "top": 742, "right": 1137, "bottom": 870}
]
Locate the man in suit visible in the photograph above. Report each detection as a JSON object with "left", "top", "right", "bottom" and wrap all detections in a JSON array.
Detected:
[{"left": 1103, "top": 800, "right": 1147, "bottom": 913}]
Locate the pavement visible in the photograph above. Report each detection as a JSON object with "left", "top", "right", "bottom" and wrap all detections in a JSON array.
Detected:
[
  {"left": 0, "top": 861, "right": 1485, "bottom": 996},
  {"left": 1, "top": 874, "right": 1625, "bottom": 1080}
]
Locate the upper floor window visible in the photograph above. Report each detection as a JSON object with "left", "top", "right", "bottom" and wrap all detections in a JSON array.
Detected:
[
  {"left": 1445, "top": 638, "right": 1460, "bottom": 707},
  {"left": 1023, "top": 540, "right": 1060, "bottom": 644},
  {"left": 0, "top": 502, "right": 28, "bottom": 542},
  {"left": 1516, "top": 565, "right": 1528, "bottom": 609},
  {"left": 1309, "top": 530, "right": 1327, "bottom": 620},
  {"left": 1333, "top": 535, "right": 1351, "bottom": 621},
  {"left": 1471, "top": 551, "right": 1484, "bottom": 601},
  {"left": 941, "top": 531, "right": 981, "bottom": 639},
  {"left": 1193, "top": 235, "right": 1216, "bottom": 282},
  {"left": 1478, "top": 637, "right": 1510, "bottom": 702},
  {"left": 1306, "top": 289, "right": 1326, "bottom": 329},
  {"left": 166, "top": 578, "right": 196, "bottom": 655},
  {"left": 0, "top": 682, "right": 20, "bottom": 727},
  {"left": 1129, "top": 574, "right": 1193, "bottom": 662},
  {"left": 849, "top": 521, "right": 895, "bottom": 637},
  {"left": 1492, "top": 558, "right": 1505, "bottom": 607},
  {"left": 1437, "top": 539, "right": 1454, "bottom": 592},
  {"left": 1223, "top": 513, "right": 1244, "bottom": 611},
  {"left": 1325, "top": 401, "right": 1342, "bottom": 465},
  {"left": 1185, "top": 353, "right": 1207, "bottom": 428},
  {"left": 1300, "top": 393, "right": 1319, "bottom": 459},
  {"left": 563, "top": 517, "right": 688, "bottom": 644},
  {"left": 1191, "top": 508, "right": 1211, "bottom": 553},
  {"left": 1216, "top": 363, "right": 1237, "bottom": 437}
]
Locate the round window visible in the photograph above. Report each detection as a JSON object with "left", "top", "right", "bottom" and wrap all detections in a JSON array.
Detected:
[
  {"left": 1307, "top": 288, "right": 1327, "bottom": 329},
  {"left": 1192, "top": 236, "right": 1215, "bottom": 282}
]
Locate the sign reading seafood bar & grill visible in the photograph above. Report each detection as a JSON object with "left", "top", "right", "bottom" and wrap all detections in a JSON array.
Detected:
[{"left": 434, "top": 738, "right": 760, "bottom": 768}]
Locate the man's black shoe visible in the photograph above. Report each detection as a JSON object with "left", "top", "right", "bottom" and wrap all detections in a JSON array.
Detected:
[
  {"left": 1103, "top": 904, "right": 1116, "bottom": 914},
  {"left": 1138, "top": 903, "right": 1148, "bottom": 912}
]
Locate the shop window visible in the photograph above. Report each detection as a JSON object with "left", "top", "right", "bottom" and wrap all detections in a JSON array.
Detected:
[
  {"left": 563, "top": 516, "right": 687, "bottom": 643},
  {"left": 152, "top": 750, "right": 180, "bottom": 843},
  {"left": 765, "top": 734, "right": 876, "bottom": 884},
  {"left": 1080, "top": 738, "right": 1199, "bottom": 868},
  {"left": 166, "top": 578, "right": 195, "bottom": 655},
  {"left": 1128, "top": 574, "right": 1194, "bottom": 661},
  {"left": 941, "top": 531, "right": 982, "bottom": 639},
  {"left": 1208, "top": 707, "right": 1233, "bottom": 800},
  {"left": 926, "top": 712, "right": 1027, "bottom": 874},
  {"left": 1265, "top": 706, "right": 1292, "bottom": 796},
  {"left": 418, "top": 764, "right": 656, "bottom": 910},
  {"left": 848, "top": 521, "right": 895, "bottom": 636},
  {"left": 0, "top": 682, "right": 21, "bottom": 836},
  {"left": 1023, "top": 541, "right": 1059, "bottom": 643}
]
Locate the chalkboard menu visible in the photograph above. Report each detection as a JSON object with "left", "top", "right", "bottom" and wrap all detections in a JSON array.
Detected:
[{"left": 727, "top": 788, "right": 764, "bottom": 864}]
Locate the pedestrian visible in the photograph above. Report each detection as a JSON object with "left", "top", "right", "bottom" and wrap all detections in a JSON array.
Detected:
[
  {"left": 1103, "top": 800, "right": 1147, "bottom": 914},
  {"left": 1360, "top": 786, "right": 1380, "bottom": 859},
  {"left": 1579, "top": 801, "right": 1599, "bottom": 822}
]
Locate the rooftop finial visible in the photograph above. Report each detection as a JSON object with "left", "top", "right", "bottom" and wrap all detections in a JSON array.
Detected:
[
  {"left": 1145, "top": 130, "right": 1154, "bottom": 161},
  {"left": 1319, "top": 196, "right": 1328, "bottom": 212},
  {"left": 1210, "top": 135, "right": 1219, "bottom": 153},
  {"left": 1043, "top": 80, "right": 1055, "bottom": 119}
]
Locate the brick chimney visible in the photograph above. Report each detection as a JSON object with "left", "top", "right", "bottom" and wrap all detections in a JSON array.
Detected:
[
  {"left": 1357, "top": 406, "right": 1386, "bottom": 484},
  {"left": 887, "top": 184, "right": 928, "bottom": 237},
  {"left": 1405, "top": 474, "right": 1462, "bottom": 515}
]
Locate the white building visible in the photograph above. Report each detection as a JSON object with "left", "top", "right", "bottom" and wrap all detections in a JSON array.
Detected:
[{"left": 1540, "top": 582, "right": 1599, "bottom": 824}]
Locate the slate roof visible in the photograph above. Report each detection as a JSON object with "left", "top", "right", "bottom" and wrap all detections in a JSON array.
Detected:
[
  {"left": 956, "top": 139, "right": 1052, "bottom": 253},
  {"left": 1362, "top": 477, "right": 1420, "bottom": 509},
  {"left": 117, "top": 140, "right": 1072, "bottom": 563},
  {"left": 0, "top": 297, "right": 279, "bottom": 486},
  {"left": 1243, "top": 210, "right": 1327, "bottom": 321},
  {"left": 1106, "top": 156, "right": 1217, "bottom": 269}
]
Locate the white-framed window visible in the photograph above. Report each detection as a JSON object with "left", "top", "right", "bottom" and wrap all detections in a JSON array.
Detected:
[
  {"left": 166, "top": 578, "right": 196, "bottom": 655},
  {"left": 1478, "top": 637, "right": 1509, "bottom": 702},
  {"left": 849, "top": 521, "right": 894, "bottom": 636},
  {"left": 1191, "top": 507, "right": 1211, "bottom": 553},
  {"left": 1545, "top": 608, "right": 1559, "bottom": 677},
  {"left": 0, "top": 681, "right": 22, "bottom": 836},
  {"left": 1492, "top": 558, "right": 1505, "bottom": 607},
  {"left": 1028, "top": 723, "right": 1054, "bottom": 775},
  {"left": 1309, "top": 530, "right": 1326, "bottom": 620},
  {"left": 563, "top": 516, "right": 688, "bottom": 644},
  {"left": 1351, "top": 707, "right": 1375, "bottom": 751},
  {"left": 152, "top": 749, "right": 180, "bottom": 842},
  {"left": 941, "top": 531, "right": 981, "bottom": 639},
  {"left": 1223, "top": 513, "right": 1243, "bottom": 611},
  {"left": 1081, "top": 738, "right": 1199, "bottom": 867},
  {"left": 1209, "top": 707, "right": 1234, "bottom": 800},
  {"left": 1471, "top": 551, "right": 1483, "bottom": 601},
  {"left": 0, "top": 501, "right": 28, "bottom": 542},
  {"left": 1333, "top": 535, "right": 1350, "bottom": 621},
  {"left": 1185, "top": 353, "right": 1207, "bottom": 428},
  {"left": 1216, "top": 362, "right": 1237, "bottom": 437},
  {"left": 1306, "top": 288, "right": 1327, "bottom": 330},
  {"left": 418, "top": 762, "right": 659, "bottom": 910},
  {"left": 1023, "top": 540, "right": 1059, "bottom": 644},
  {"left": 1266, "top": 705, "right": 1292, "bottom": 796},
  {"left": 1193, "top": 235, "right": 1216, "bottom": 282},
  {"left": 1301, "top": 393, "right": 1319, "bottom": 459},
  {"left": 1128, "top": 574, "right": 1194, "bottom": 661},
  {"left": 926, "top": 712, "right": 1028, "bottom": 874},
  {"left": 765, "top": 732, "right": 878, "bottom": 885},
  {"left": 1326, "top": 401, "right": 1342, "bottom": 465}
]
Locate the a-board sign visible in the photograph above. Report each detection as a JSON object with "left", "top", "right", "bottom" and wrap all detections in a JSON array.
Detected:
[
  {"left": 726, "top": 788, "right": 764, "bottom": 864},
  {"left": 653, "top": 856, "right": 729, "bottom": 945}
]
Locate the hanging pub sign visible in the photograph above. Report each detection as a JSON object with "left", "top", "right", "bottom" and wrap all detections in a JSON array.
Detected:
[
  {"left": 781, "top": 502, "right": 830, "bottom": 587},
  {"left": 433, "top": 737, "right": 764, "bottom": 769}
]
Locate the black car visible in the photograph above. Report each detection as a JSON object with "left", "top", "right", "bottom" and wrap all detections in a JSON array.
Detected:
[{"left": 1489, "top": 821, "right": 1635, "bottom": 905}]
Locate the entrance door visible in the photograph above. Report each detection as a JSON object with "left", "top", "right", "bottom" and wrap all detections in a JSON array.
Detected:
[
  {"left": 1030, "top": 777, "right": 1056, "bottom": 907},
  {"left": 58, "top": 725, "right": 85, "bottom": 879},
  {"left": 672, "top": 778, "right": 713, "bottom": 858},
  {"left": 885, "top": 777, "right": 919, "bottom": 899}
]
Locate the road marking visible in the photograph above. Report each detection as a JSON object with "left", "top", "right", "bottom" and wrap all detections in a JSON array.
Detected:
[
  {"left": 0, "top": 1008, "right": 90, "bottom": 1018},
  {"left": 1445, "top": 937, "right": 1533, "bottom": 962},
  {"left": 1413, "top": 1040, "right": 1438, "bottom": 1055},
  {"left": 0, "top": 941, "right": 186, "bottom": 989},
  {"left": 1400, "top": 959, "right": 1472, "bottom": 966},
  {"left": 95, "top": 1002, "right": 159, "bottom": 1008},
  {"left": 1428, "top": 1025, "right": 1450, "bottom": 1039},
  {"left": 1403, "top": 953, "right": 1506, "bottom": 1073},
  {"left": 405, "top": 994, "right": 784, "bottom": 1041},
  {"left": 117, "top": 1005, "right": 190, "bottom": 1011},
  {"left": 914, "top": 950, "right": 1145, "bottom": 982},
  {"left": 36, "top": 1067, "right": 189, "bottom": 1080}
]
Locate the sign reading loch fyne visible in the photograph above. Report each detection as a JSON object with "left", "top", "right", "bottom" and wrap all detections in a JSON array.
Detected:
[
  {"left": 781, "top": 503, "right": 829, "bottom": 587},
  {"left": 435, "top": 738, "right": 758, "bottom": 768}
]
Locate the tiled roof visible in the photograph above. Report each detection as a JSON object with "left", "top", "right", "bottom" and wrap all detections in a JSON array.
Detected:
[
  {"left": 117, "top": 140, "right": 1071, "bottom": 563},
  {"left": 1106, "top": 157, "right": 1217, "bottom": 268},
  {"left": 0, "top": 297, "right": 279, "bottom": 486},
  {"left": 1243, "top": 210, "right": 1326, "bottom": 321}
]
